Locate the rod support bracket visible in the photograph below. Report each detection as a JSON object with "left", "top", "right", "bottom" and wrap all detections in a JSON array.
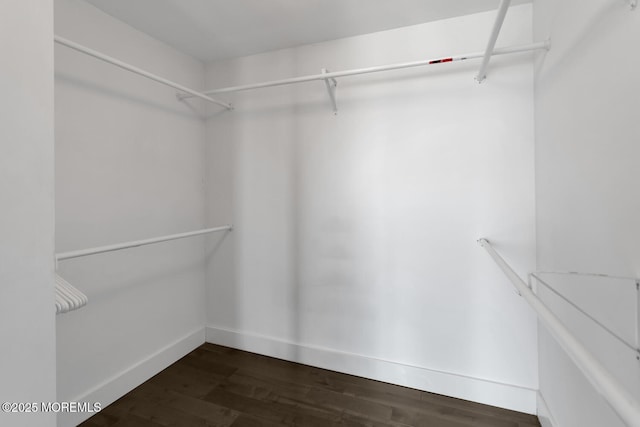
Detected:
[
  {"left": 322, "top": 68, "right": 338, "bottom": 115},
  {"left": 629, "top": 0, "right": 637, "bottom": 10},
  {"left": 176, "top": 92, "right": 233, "bottom": 111},
  {"left": 477, "top": 238, "right": 489, "bottom": 247}
]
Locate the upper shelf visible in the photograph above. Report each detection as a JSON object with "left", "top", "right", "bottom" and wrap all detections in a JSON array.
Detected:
[{"left": 531, "top": 271, "right": 638, "bottom": 355}]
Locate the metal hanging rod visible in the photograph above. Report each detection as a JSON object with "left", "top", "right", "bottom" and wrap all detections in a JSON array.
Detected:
[
  {"left": 476, "top": 0, "right": 512, "bottom": 83},
  {"left": 478, "top": 238, "right": 640, "bottom": 427},
  {"left": 196, "top": 41, "right": 549, "bottom": 96},
  {"left": 56, "top": 225, "right": 233, "bottom": 261},
  {"left": 54, "top": 35, "right": 233, "bottom": 110}
]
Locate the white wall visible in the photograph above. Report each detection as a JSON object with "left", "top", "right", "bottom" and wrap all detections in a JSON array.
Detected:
[
  {"left": 534, "top": 0, "right": 640, "bottom": 426},
  {"left": 54, "top": 0, "right": 209, "bottom": 424},
  {"left": 205, "top": 4, "right": 538, "bottom": 413},
  {"left": 0, "top": 1, "right": 57, "bottom": 426}
]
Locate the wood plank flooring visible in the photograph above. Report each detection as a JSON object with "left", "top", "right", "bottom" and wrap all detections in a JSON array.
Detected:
[{"left": 80, "top": 344, "right": 540, "bottom": 427}]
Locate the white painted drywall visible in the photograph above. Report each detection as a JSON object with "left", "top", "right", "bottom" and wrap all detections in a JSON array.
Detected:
[
  {"left": 0, "top": 1, "right": 57, "bottom": 426},
  {"left": 54, "top": 0, "right": 210, "bottom": 424},
  {"left": 205, "top": 4, "right": 538, "bottom": 413},
  {"left": 534, "top": 0, "right": 640, "bottom": 425}
]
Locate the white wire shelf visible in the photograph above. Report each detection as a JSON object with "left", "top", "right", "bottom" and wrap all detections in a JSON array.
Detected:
[
  {"left": 530, "top": 271, "right": 639, "bottom": 358},
  {"left": 478, "top": 238, "right": 640, "bottom": 427}
]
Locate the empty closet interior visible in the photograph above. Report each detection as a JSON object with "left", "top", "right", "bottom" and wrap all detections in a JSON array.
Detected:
[{"left": 8, "top": 0, "right": 637, "bottom": 425}]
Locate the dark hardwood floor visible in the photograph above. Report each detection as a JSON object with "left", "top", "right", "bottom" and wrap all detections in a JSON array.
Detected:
[{"left": 80, "top": 343, "right": 540, "bottom": 427}]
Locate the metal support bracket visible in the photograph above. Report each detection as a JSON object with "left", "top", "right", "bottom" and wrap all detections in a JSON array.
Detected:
[
  {"left": 475, "top": 0, "right": 512, "bottom": 83},
  {"left": 176, "top": 92, "right": 234, "bottom": 110},
  {"left": 629, "top": 0, "right": 638, "bottom": 10},
  {"left": 321, "top": 68, "right": 338, "bottom": 115}
]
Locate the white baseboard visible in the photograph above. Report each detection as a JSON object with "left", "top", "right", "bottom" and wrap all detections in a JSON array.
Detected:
[
  {"left": 205, "top": 325, "right": 537, "bottom": 414},
  {"left": 58, "top": 327, "right": 206, "bottom": 427},
  {"left": 537, "top": 391, "right": 558, "bottom": 427}
]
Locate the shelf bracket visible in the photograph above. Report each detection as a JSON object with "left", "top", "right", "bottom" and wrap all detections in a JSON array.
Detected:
[{"left": 322, "top": 68, "right": 338, "bottom": 115}]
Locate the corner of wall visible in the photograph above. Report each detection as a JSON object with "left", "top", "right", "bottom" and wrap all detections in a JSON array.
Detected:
[
  {"left": 537, "top": 391, "right": 558, "bottom": 427},
  {"left": 58, "top": 327, "right": 205, "bottom": 426}
]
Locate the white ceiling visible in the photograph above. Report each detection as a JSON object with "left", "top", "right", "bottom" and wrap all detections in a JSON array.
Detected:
[{"left": 84, "top": 0, "right": 531, "bottom": 63}]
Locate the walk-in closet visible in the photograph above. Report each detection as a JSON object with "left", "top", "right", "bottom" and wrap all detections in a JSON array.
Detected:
[{"left": 2, "top": 0, "right": 639, "bottom": 426}]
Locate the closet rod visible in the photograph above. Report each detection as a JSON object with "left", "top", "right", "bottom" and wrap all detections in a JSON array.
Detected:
[
  {"left": 198, "top": 41, "right": 549, "bottom": 96},
  {"left": 476, "top": 0, "right": 511, "bottom": 83},
  {"left": 478, "top": 238, "right": 640, "bottom": 427},
  {"left": 54, "top": 35, "right": 232, "bottom": 110},
  {"left": 56, "top": 225, "right": 233, "bottom": 261}
]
